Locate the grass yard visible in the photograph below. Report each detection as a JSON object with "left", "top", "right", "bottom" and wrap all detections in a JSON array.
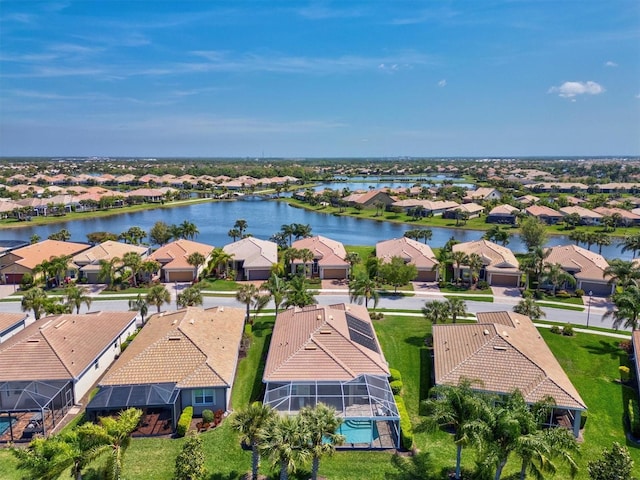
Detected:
[
  {"left": 197, "top": 279, "right": 242, "bottom": 291},
  {"left": 536, "top": 301, "right": 585, "bottom": 311}
]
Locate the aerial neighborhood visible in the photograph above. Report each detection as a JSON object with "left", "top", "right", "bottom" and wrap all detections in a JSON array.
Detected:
[{"left": 0, "top": 158, "right": 639, "bottom": 479}]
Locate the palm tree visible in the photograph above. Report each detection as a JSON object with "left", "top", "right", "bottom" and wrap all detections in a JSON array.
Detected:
[
  {"left": 228, "top": 228, "right": 241, "bottom": 242},
  {"left": 50, "top": 255, "right": 72, "bottom": 286},
  {"left": 603, "top": 285, "right": 640, "bottom": 330},
  {"left": 231, "top": 402, "right": 276, "bottom": 480},
  {"left": 594, "top": 233, "right": 611, "bottom": 254},
  {"left": 128, "top": 293, "right": 149, "bottom": 324},
  {"left": 187, "top": 251, "right": 206, "bottom": 281},
  {"left": 513, "top": 297, "right": 546, "bottom": 320},
  {"left": 451, "top": 251, "right": 468, "bottom": 283},
  {"left": 299, "top": 403, "right": 345, "bottom": 480},
  {"left": 146, "top": 284, "right": 171, "bottom": 313},
  {"left": 234, "top": 219, "right": 248, "bottom": 238},
  {"left": 180, "top": 220, "right": 199, "bottom": 240},
  {"left": 421, "top": 380, "right": 490, "bottom": 480},
  {"left": 65, "top": 285, "right": 92, "bottom": 314},
  {"left": 261, "top": 274, "right": 287, "bottom": 316},
  {"left": 422, "top": 300, "right": 450, "bottom": 324},
  {"left": 467, "top": 253, "right": 484, "bottom": 286},
  {"left": 280, "top": 223, "right": 296, "bottom": 247},
  {"left": 349, "top": 272, "right": 380, "bottom": 309},
  {"left": 540, "top": 263, "right": 576, "bottom": 295},
  {"left": 298, "top": 248, "right": 315, "bottom": 278},
  {"left": 122, "top": 252, "right": 143, "bottom": 287},
  {"left": 515, "top": 426, "right": 578, "bottom": 480},
  {"left": 446, "top": 297, "right": 467, "bottom": 323},
  {"left": 259, "top": 414, "right": 310, "bottom": 480},
  {"left": 208, "top": 248, "right": 234, "bottom": 278},
  {"left": 139, "top": 259, "right": 160, "bottom": 285},
  {"left": 76, "top": 408, "right": 143, "bottom": 480},
  {"left": 21, "top": 287, "right": 48, "bottom": 320},
  {"left": 33, "top": 257, "right": 55, "bottom": 288},
  {"left": 236, "top": 283, "right": 259, "bottom": 322},
  {"left": 603, "top": 259, "right": 640, "bottom": 289},
  {"left": 284, "top": 275, "right": 317, "bottom": 308},
  {"left": 344, "top": 251, "right": 361, "bottom": 279},
  {"left": 619, "top": 234, "right": 640, "bottom": 258},
  {"left": 292, "top": 223, "right": 312, "bottom": 240},
  {"left": 98, "top": 257, "right": 122, "bottom": 290},
  {"left": 177, "top": 284, "right": 203, "bottom": 308}
]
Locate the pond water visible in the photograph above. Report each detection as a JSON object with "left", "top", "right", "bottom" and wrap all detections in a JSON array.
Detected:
[{"left": 0, "top": 198, "right": 631, "bottom": 259}]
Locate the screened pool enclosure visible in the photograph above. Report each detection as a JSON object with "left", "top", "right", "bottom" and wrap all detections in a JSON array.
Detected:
[{"left": 264, "top": 374, "right": 400, "bottom": 448}]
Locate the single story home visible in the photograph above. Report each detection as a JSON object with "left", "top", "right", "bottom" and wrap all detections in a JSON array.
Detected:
[
  {"left": 376, "top": 237, "right": 439, "bottom": 282},
  {"left": 0, "top": 312, "right": 28, "bottom": 344},
  {"left": 343, "top": 190, "right": 396, "bottom": 208},
  {"left": 391, "top": 199, "right": 460, "bottom": 217},
  {"left": 559, "top": 206, "right": 603, "bottom": 226},
  {"left": 0, "top": 311, "right": 137, "bottom": 442},
  {"left": 544, "top": 244, "right": 614, "bottom": 296},
  {"left": 442, "top": 202, "right": 484, "bottom": 220},
  {"left": 149, "top": 239, "right": 214, "bottom": 282},
  {"left": 72, "top": 240, "right": 150, "bottom": 283},
  {"left": 593, "top": 206, "right": 640, "bottom": 227},
  {"left": 432, "top": 311, "right": 587, "bottom": 437},
  {"left": 291, "top": 236, "right": 350, "bottom": 280},
  {"left": 525, "top": 205, "right": 564, "bottom": 225},
  {"left": 223, "top": 237, "right": 278, "bottom": 281},
  {"left": 452, "top": 239, "right": 521, "bottom": 287},
  {"left": 263, "top": 304, "right": 400, "bottom": 448},
  {"left": 86, "top": 306, "right": 245, "bottom": 434},
  {"left": 486, "top": 204, "right": 519, "bottom": 224},
  {"left": 463, "top": 187, "right": 501, "bottom": 203}
]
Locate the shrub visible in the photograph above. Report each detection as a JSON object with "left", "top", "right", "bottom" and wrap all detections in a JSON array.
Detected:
[
  {"left": 177, "top": 406, "right": 193, "bottom": 438},
  {"left": 627, "top": 398, "right": 640, "bottom": 437},
  {"left": 201, "top": 409, "right": 214, "bottom": 424},
  {"left": 394, "top": 395, "right": 413, "bottom": 450},
  {"left": 550, "top": 325, "right": 562, "bottom": 335},
  {"left": 20, "top": 273, "right": 34, "bottom": 290},
  {"left": 619, "top": 366, "right": 631, "bottom": 383},
  {"left": 580, "top": 411, "right": 588, "bottom": 429},
  {"left": 562, "top": 324, "right": 575, "bottom": 336},
  {"left": 556, "top": 290, "right": 571, "bottom": 298},
  {"left": 390, "top": 380, "right": 403, "bottom": 395},
  {"left": 533, "top": 289, "right": 544, "bottom": 299},
  {"left": 476, "top": 280, "right": 489, "bottom": 290},
  {"left": 574, "top": 289, "right": 585, "bottom": 297},
  {"left": 522, "top": 289, "right": 533, "bottom": 299},
  {"left": 388, "top": 368, "right": 402, "bottom": 383},
  {"left": 619, "top": 340, "right": 632, "bottom": 353}
]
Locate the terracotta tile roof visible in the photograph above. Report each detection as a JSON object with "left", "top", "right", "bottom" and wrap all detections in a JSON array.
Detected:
[
  {"left": 0, "top": 313, "right": 27, "bottom": 335},
  {"left": 101, "top": 307, "right": 244, "bottom": 388},
  {"left": 292, "top": 236, "right": 348, "bottom": 267},
  {"left": 593, "top": 206, "right": 640, "bottom": 221},
  {"left": 223, "top": 237, "right": 278, "bottom": 268},
  {"left": 376, "top": 237, "right": 439, "bottom": 270},
  {"left": 392, "top": 199, "right": 460, "bottom": 210},
  {"left": 450, "top": 202, "right": 484, "bottom": 214},
  {"left": 489, "top": 204, "right": 519, "bottom": 215},
  {"left": 463, "top": 187, "right": 499, "bottom": 200},
  {"left": 73, "top": 241, "right": 149, "bottom": 266},
  {"left": 0, "top": 312, "right": 137, "bottom": 381},
  {"left": 9, "top": 240, "right": 91, "bottom": 270},
  {"left": 149, "top": 239, "right": 214, "bottom": 270},
  {"left": 559, "top": 206, "right": 603, "bottom": 218},
  {"left": 544, "top": 244, "right": 610, "bottom": 282},
  {"left": 432, "top": 311, "right": 586, "bottom": 410},
  {"left": 453, "top": 240, "right": 519, "bottom": 273},
  {"left": 526, "top": 205, "right": 563, "bottom": 217},
  {"left": 263, "top": 304, "right": 389, "bottom": 382}
]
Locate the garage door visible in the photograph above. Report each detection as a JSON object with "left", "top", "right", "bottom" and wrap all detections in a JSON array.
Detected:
[
  {"left": 490, "top": 274, "right": 519, "bottom": 287},
  {"left": 4, "top": 273, "right": 23, "bottom": 284},
  {"left": 247, "top": 269, "right": 270, "bottom": 281},
  {"left": 167, "top": 271, "right": 193, "bottom": 282},
  {"left": 416, "top": 270, "right": 437, "bottom": 282},
  {"left": 322, "top": 268, "right": 348, "bottom": 280},
  {"left": 580, "top": 282, "right": 612, "bottom": 296}
]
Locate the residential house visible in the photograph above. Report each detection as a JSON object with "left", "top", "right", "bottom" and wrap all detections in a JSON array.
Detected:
[
  {"left": 593, "top": 206, "right": 640, "bottom": 226},
  {"left": 0, "top": 239, "right": 90, "bottom": 285},
  {"left": 559, "top": 206, "right": 603, "bottom": 226},
  {"left": 223, "top": 237, "right": 278, "bottom": 281},
  {"left": 432, "top": 311, "right": 587, "bottom": 437},
  {"left": 452, "top": 240, "right": 521, "bottom": 286},
  {"left": 263, "top": 304, "right": 400, "bottom": 448},
  {"left": 486, "top": 204, "right": 519, "bottom": 224},
  {"left": 0, "top": 311, "right": 137, "bottom": 441},
  {"left": 531, "top": 183, "right": 589, "bottom": 193},
  {"left": 291, "top": 235, "right": 350, "bottom": 279},
  {"left": 544, "top": 244, "right": 613, "bottom": 296},
  {"left": 149, "top": 239, "right": 214, "bottom": 282},
  {"left": 525, "top": 205, "right": 564, "bottom": 225},
  {"left": 343, "top": 189, "right": 396, "bottom": 208},
  {"left": 0, "top": 313, "right": 28, "bottom": 344},
  {"left": 376, "top": 237, "right": 439, "bottom": 282},
  {"left": 391, "top": 199, "right": 460, "bottom": 216},
  {"left": 72, "top": 240, "right": 150, "bottom": 283},
  {"left": 516, "top": 194, "right": 540, "bottom": 206},
  {"left": 462, "top": 187, "right": 501, "bottom": 203},
  {"left": 86, "top": 307, "right": 245, "bottom": 433},
  {"left": 442, "top": 202, "right": 485, "bottom": 220}
]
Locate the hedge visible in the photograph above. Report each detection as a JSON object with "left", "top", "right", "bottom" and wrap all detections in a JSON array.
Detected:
[
  {"left": 394, "top": 394, "right": 413, "bottom": 450},
  {"left": 628, "top": 398, "right": 640, "bottom": 438},
  {"left": 390, "top": 380, "right": 403, "bottom": 395},
  {"left": 388, "top": 368, "right": 402, "bottom": 383},
  {"left": 177, "top": 406, "right": 193, "bottom": 438}
]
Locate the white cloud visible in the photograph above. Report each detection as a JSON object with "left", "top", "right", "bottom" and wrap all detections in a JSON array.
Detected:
[
  {"left": 548, "top": 81, "right": 605, "bottom": 98},
  {"left": 438, "top": 79, "right": 447, "bottom": 87},
  {"left": 604, "top": 61, "right": 618, "bottom": 67}
]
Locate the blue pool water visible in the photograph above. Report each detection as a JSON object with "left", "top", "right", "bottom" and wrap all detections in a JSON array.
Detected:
[
  {"left": 338, "top": 419, "right": 379, "bottom": 444},
  {"left": 0, "top": 416, "right": 16, "bottom": 435}
]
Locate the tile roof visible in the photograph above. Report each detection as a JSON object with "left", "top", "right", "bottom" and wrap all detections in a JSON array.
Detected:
[
  {"left": 452, "top": 240, "right": 519, "bottom": 272},
  {"left": 101, "top": 307, "right": 245, "bottom": 388},
  {"left": 149, "top": 239, "right": 214, "bottom": 270},
  {"left": 376, "top": 237, "right": 439, "bottom": 270},
  {"left": 559, "top": 206, "right": 603, "bottom": 218},
  {"left": 8, "top": 240, "right": 91, "bottom": 270},
  {"left": 489, "top": 204, "right": 519, "bottom": 215},
  {"left": 593, "top": 206, "right": 640, "bottom": 221},
  {"left": 73, "top": 241, "right": 149, "bottom": 266},
  {"left": 0, "top": 312, "right": 137, "bottom": 381},
  {"left": 432, "top": 311, "right": 586, "bottom": 410},
  {"left": 263, "top": 304, "right": 389, "bottom": 382},
  {"left": 292, "top": 236, "right": 348, "bottom": 267},
  {"left": 526, "top": 205, "right": 563, "bottom": 217},
  {"left": 223, "top": 237, "right": 278, "bottom": 268},
  {"left": 544, "top": 244, "right": 610, "bottom": 282},
  {"left": 0, "top": 313, "right": 27, "bottom": 335}
]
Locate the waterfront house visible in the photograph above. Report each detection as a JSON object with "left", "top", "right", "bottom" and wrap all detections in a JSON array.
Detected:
[
  {"left": 462, "top": 187, "right": 501, "bottom": 203},
  {"left": 486, "top": 204, "right": 519, "bottom": 224},
  {"left": 72, "top": 240, "right": 150, "bottom": 284},
  {"left": 452, "top": 239, "right": 521, "bottom": 286},
  {"left": 149, "top": 239, "right": 214, "bottom": 282},
  {"left": 442, "top": 202, "right": 485, "bottom": 219},
  {"left": 223, "top": 237, "right": 278, "bottom": 281},
  {"left": 543, "top": 244, "right": 613, "bottom": 296},
  {"left": 559, "top": 206, "right": 603, "bottom": 226},
  {"left": 291, "top": 236, "right": 350, "bottom": 280},
  {"left": 343, "top": 189, "right": 396, "bottom": 208},
  {"left": 432, "top": 311, "right": 587, "bottom": 437},
  {"left": 263, "top": 304, "right": 399, "bottom": 448},
  {"left": 525, "top": 205, "right": 564, "bottom": 224},
  {"left": 376, "top": 237, "right": 439, "bottom": 282},
  {"left": 593, "top": 206, "right": 640, "bottom": 226}
]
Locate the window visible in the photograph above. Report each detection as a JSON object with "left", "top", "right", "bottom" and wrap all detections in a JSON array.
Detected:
[
  {"left": 94, "top": 360, "right": 99, "bottom": 370},
  {"left": 192, "top": 388, "right": 215, "bottom": 405}
]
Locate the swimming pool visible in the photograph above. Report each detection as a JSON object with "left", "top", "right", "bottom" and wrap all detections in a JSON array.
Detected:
[
  {"left": 0, "top": 416, "right": 16, "bottom": 436},
  {"left": 338, "top": 419, "right": 379, "bottom": 445}
]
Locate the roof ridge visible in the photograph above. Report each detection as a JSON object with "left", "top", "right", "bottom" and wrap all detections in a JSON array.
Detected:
[
  {"left": 310, "top": 338, "right": 356, "bottom": 378},
  {"left": 527, "top": 376, "right": 587, "bottom": 409},
  {"left": 38, "top": 323, "right": 75, "bottom": 378}
]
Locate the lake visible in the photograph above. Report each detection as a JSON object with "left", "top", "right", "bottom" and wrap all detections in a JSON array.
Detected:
[{"left": 0, "top": 198, "right": 631, "bottom": 259}]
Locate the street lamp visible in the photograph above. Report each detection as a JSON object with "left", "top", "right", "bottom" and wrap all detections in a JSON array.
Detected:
[{"left": 586, "top": 290, "right": 593, "bottom": 328}]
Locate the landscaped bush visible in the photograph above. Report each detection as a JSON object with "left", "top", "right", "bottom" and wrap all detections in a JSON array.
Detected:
[
  {"left": 390, "top": 380, "right": 403, "bottom": 395},
  {"left": 562, "top": 324, "right": 575, "bottom": 336},
  {"left": 176, "top": 406, "right": 193, "bottom": 438},
  {"left": 574, "top": 289, "right": 585, "bottom": 297},
  {"left": 556, "top": 290, "right": 572, "bottom": 298},
  {"left": 20, "top": 272, "right": 34, "bottom": 290},
  {"left": 394, "top": 395, "right": 413, "bottom": 450},
  {"left": 533, "top": 289, "right": 544, "bottom": 299},
  {"left": 388, "top": 368, "right": 402, "bottom": 383},
  {"left": 619, "top": 366, "right": 631, "bottom": 383},
  {"left": 201, "top": 409, "right": 214, "bottom": 424},
  {"left": 476, "top": 280, "right": 489, "bottom": 290},
  {"left": 627, "top": 398, "right": 640, "bottom": 437},
  {"left": 550, "top": 325, "right": 562, "bottom": 335},
  {"left": 619, "top": 340, "right": 632, "bottom": 353}
]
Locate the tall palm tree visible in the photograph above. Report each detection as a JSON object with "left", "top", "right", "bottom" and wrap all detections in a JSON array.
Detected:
[
  {"left": 180, "top": 220, "right": 199, "bottom": 240},
  {"left": 467, "top": 253, "right": 484, "bottom": 286},
  {"left": 98, "top": 257, "right": 122, "bottom": 290},
  {"left": 446, "top": 297, "right": 467, "bottom": 323},
  {"left": 259, "top": 415, "right": 310, "bottom": 480},
  {"left": 65, "top": 285, "right": 92, "bottom": 314},
  {"left": 344, "top": 251, "right": 361, "bottom": 279},
  {"left": 280, "top": 223, "right": 296, "bottom": 247},
  {"left": 603, "top": 259, "right": 640, "bottom": 289},
  {"left": 187, "top": 252, "right": 206, "bottom": 281},
  {"left": 292, "top": 223, "right": 312, "bottom": 240},
  {"left": 349, "top": 272, "right": 380, "bottom": 309},
  {"left": 513, "top": 297, "right": 546, "bottom": 320},
  {"left": 421, "top": 380, "right": 490, "bottom": 480},
  {"left": 50, "top": 255, "right": 72, "bottom": 287},
  {"left": 231, "top": 402, "right": 276, "bottom": 480},
  {"left": 122, "top": 252, "right": 143, "bottom": 287},
  {"left": 208, "top": 248, "right": 234, "bottom": 278},
  {"left": 284, "top": 275, "right": 317, "bottom": 308},
  {"left": 298, "top": 248, "right": 315, "bottom": 278},
  {"left": 515, "top": 426, "right": 578, "bottom": 480},
  {"left": 603, "top": 285, "right": 640, "bottom": 330},
  {"left": 299, "top": 403, "right": 345, "bottom": 480},
  {"left": 146, "top": 284, "right": 171, "bottom": 313},
  {"left": 21, "top": 287, "right": 48, "bottom": 320},
  {"left": 540, "top": 263, "right": 576, "bottom": 295},
  {"left": 422, "top": 300, "right": 450, "bottom": 324},
  {"left": 619, "top": 234, "right": 640, "bottom": 258},
  {"left": 236, "top": 283, "right": 259, "bottom": 322},
  {"left": 228, "top": 228, "right": 241, "bottom": 242},
  {"left": 139, "top": 259, "right": 160, "bottom": 285},
  {"left": 261, "top": 274, "right": 287, "bottom": 316},
  {"left": 234, "top": 219, "right": 248, "bottom": 238},
  {"left": 128, "top": 293, "right": 149, "bottom": 324},
  {"left": 451, "top": 251, "right": 468, "bottom": 283},
  {"left": 177, "top": 284, "right": 203, "bottom": 308},
  {"left": 33, "top": 257, "right": 55, "bottom": 288}
]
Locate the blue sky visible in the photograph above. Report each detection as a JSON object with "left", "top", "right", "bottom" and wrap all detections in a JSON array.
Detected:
[{"left": 1, "top": 1, "right": 639, "bottom": 158}]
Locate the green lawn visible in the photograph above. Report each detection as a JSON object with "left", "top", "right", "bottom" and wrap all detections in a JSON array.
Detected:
[
  {"left": 536, "top": 301, "right": 585, "bottom": 312},
  {"left": 198, "top": 278, "right": 242, "bottom": 291}
]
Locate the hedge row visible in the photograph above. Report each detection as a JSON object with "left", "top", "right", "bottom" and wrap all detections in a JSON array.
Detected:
[
  {"left": 176, "top": 406, "right": 193, "bottom": 438},
  {"left": 628, "top": 398, "right": 640, "bottom": 438},
  {"left": 394, "top": 394, "right": 413, "bottom": 450},
  {"left": 388, "top": 368, "right": 402, "bottom": 383}
]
